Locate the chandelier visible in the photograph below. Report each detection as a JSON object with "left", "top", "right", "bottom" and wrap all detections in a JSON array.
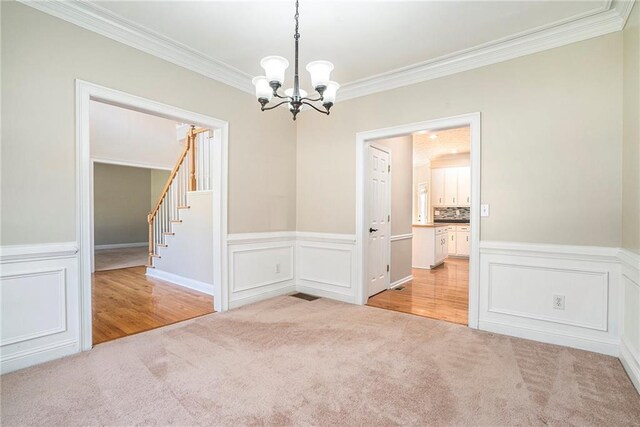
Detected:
[{"left": 252, "top": 0, "right": 339, "bottom": 120}]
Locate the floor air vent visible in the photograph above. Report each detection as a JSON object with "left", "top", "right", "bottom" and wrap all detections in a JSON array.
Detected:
[{"left": 291, "top": 293, "right": 320, "bottom": 301}]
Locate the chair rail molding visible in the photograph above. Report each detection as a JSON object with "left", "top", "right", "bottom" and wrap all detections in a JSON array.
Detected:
[
  {"left": 18, "top": 0, "right": 633, "bottom": 103},
  {"left": 390, "top": 233, "right": 413, "bottom": 242}
]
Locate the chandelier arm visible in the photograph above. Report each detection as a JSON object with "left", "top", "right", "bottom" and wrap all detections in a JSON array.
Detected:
[
  {"left": 273, "top": 92, "right": 289, "bottom": 100},
  {"left": 302, "top": 101, "right": 330, "bottom": 115},
  {"left": 261, "top": 100, "right": 291, "bottom": 111},
  {"left": 301, "top": 96, "right": 323, "bottom": 102}
]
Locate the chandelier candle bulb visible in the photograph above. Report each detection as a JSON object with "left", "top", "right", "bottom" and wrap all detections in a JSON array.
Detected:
[
  {"left": 252, "top": 76, "right": 273, "bottom": 101},
  {"left": 260, "top": 56, "right": 289, "bottom": 86},
  {"left": 306, "top": 60, "right": 334, "bottom": 92},
  {"left": 322, "top": 81, "right": 340, "bottom": 105}
]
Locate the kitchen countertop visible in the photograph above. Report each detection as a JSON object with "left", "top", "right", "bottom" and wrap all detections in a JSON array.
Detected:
[{"left": 413, "top": 222, "right": 470, "bottom": 228}]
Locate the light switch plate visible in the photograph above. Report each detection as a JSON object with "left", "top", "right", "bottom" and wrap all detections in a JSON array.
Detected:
[{"left": 481, "top": 204, "right": 490, "bottom": 217}]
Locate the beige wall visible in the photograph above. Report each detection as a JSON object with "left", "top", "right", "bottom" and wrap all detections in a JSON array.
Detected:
[
  {"left": 297, "top": 33, "right": 623, "bottom": 247},
  {"left": 1, "top": 2, "right": 296, "bottom": 245},
  {"left": 375, "top": 136, "right": 413, "bottom": 236},
  {"left": 90, "top": 101, "right": 182, "bottom": 170},
  {"left": 150, "top": 169, "right": 171, "bottom": 211},
  {"left": 623, "top": 3, "right": 640, "bottom": 255},
  {"left": 94, "top": 163, "right": 150, "bottom": 246},
  {"left": 375, "top": 135, "right": 413, "bottom": 283}
]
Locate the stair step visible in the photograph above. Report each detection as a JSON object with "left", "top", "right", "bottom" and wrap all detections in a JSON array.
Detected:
[
  {"left": 177, "top": 206, "right": 190, "bottom": 210},
  {"left": 150, "top": 253, "right": 161, "bottom": 258},
  {"left": 170, "top": 219, "right": 182, "bottom": 223},
  {"left": 145, "top": 264, "right": 155, "bottom": 269},
  {"left": 157, "top": 244, "right": 168, "bottom": 248},
  {"left": 163, "top": 232, "right": 175, "bottom": 236}
]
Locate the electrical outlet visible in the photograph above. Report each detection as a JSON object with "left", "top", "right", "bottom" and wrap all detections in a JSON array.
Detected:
[
  {"left": 275, "top": 263, "right": 281, "bottom": 274},
  {"left": 553, "top": 295, "right": 565, "bottom": 310}
]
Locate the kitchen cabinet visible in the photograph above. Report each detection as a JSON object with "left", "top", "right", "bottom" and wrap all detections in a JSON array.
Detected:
[
  {"left": 456, "top": 232, "right": 470, "bottom": 256},
  {"left": 458, "top": 166, "right": 471, "bottom": 206},
  {"left": 447, "top": 225, "right": 456, "bottom": 255},
  {"left": 412, "top": 225, "right": 448, "bottom": 269},
  {"left": 431, "top": 166, "right": 471, "bottom": 207},
  {"left": 445, "top": 168, "right": 459, "bottom": 205},
  {"left": 431, "top": 169, "right": 445, "bottom": 207}
]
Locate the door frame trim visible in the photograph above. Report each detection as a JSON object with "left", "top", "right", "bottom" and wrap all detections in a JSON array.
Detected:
[
  {"left": 365, "top": 142, "right": 392, "bottom": 297},
  {"left": 75, "top": 80, "right": 229, "bottom": 351},
  {"left": 355, "top": 112, "right": 481, "bottom": 328}
]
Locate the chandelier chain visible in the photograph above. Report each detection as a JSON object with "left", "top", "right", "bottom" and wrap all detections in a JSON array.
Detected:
[{"left": 294, "top": 0, "right": 300, "bottom": 39}]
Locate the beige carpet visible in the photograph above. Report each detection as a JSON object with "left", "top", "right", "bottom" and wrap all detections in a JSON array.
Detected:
[
  {"left": 2, "top": 296, "right": 639, "bottom": 426},
  {"left": 94, "top": 246, "right": 148, "bottom": 271}
]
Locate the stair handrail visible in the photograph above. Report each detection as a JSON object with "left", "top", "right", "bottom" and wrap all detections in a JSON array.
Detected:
[{"left": 147, "top": 125, "right": 208, "bottom": 264}]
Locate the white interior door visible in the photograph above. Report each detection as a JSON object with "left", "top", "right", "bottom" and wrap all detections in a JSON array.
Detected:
[{"left": 367, "top": 145, "right": 390, "bottom": 297}]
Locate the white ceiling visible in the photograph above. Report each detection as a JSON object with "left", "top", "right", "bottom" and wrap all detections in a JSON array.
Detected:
[
  {"left": 93, "top": 0, "right": 609, "bottom": 85},
  {"left": 23, "top": 1, "right": 634, "bottom": 99},
  {"left": 413, "top": 126, "right": 470, "bottom": 166}
]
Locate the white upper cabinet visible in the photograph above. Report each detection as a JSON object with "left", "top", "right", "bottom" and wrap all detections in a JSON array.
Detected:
[
  {"left": 431, "top": 166, "right": 471, "bottom": 207},
  {"left": 445, "top": 168, "right": 459, "bottom": 205},
  {"left": 431, "top": 168, "right": 446, "bottom": 207},
  {"left": 458, "top": 166, "right": 471, "bottom": 207}
]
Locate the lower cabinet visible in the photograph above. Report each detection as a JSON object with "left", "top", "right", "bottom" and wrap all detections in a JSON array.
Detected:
[
  {"left": 456, "top": 231, "right": 470, "bottom": 256},
  {"left": 444, "top": 225, "right": 471, "bottom": 257},
  {"left": 447, "top": 226, "right": 456, "bottom": 255},
  {"left": 412, "top": 226, "right": 448, "bottom": 269}
]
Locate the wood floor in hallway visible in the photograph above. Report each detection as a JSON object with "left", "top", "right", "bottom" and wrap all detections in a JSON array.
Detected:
[
  {"left": 92, "top": 266, "right": 214, "bottom": 345},
  {"left": 367, "top": 258, "right": 469, "bottom": 325}
]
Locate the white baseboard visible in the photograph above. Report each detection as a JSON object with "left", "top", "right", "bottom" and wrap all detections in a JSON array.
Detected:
[
  {"left": 95, "top": 242, "right": 147, "bottom": 250},
  {"left": 1, "top": 339, "right": 79, "bottom": 374},
  {"left": 620, "top": 338, "right": 640, "bottom": 394},
  {"left": 479, "top": 319, "right": 619, "bottom": 357},
  {"left": 295, "top": 284, "right": 356, "bottom": 304},
  {"left": 390, "top": 275, "right": 412, "bottom": 289},
  {"left": 146, "top": 268, "right": 214, "bottom": 295},
  {"left": 229, "top": 283, "right": 296, "bottom": 309}
]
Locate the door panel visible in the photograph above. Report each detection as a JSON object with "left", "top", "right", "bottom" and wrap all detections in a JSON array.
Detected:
[{"left": 367, "top": 146, "right": 390, "bottom": 297}]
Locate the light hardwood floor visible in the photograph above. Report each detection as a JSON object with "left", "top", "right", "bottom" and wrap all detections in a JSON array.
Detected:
[
  {"left": 94, "top": 246, "right": 148, "bottom": 271},
  {"left": 92, "top": 266, "right": 214, "bottom": 345},
  {"left": 367, "top": 258, "right": 469, "bottom": 325}
]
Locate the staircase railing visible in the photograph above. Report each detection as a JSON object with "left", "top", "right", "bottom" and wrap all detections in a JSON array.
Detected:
[{"left": 147, "top": 125, "right": 212, "bottom": 266}]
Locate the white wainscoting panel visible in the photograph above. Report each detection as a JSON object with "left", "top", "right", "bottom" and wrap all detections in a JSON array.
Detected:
[
  {"left": 227, "top": 234, "right": 296, "bottom": 308},
  {"left": 296, "top": 233, "right": 357, "bottom": 303},
  {"left": 619, "top": 249, "right": 640, "bottom": 393},
  {"left": 479, "top": 242, "right": 620, "bottom": 356},
  {"left": 0, "top": 243, "right": 80, "bottom": 373}
]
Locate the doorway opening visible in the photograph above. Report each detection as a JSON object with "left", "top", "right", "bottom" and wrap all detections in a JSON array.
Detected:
[
  {"left": 77, "top": 81, "right": 229, "bottom": 350},
  {"left": 355, "top": 113, "right": 480, "bottom": 328}
]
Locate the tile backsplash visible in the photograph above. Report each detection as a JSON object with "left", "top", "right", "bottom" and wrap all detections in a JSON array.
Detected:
[{"left": 434, "top": 206, "right": 470, "bottom": 221}]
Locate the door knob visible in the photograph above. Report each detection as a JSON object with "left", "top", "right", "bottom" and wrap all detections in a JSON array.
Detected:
[{"left": 369, "top": 228, "right": 378, "bottom": 233}]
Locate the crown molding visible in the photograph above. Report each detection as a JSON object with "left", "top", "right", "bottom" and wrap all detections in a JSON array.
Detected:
[
  {"left": 615, "top": 0, "right": 636, "bottom": 28},
  {"left": 18, "top": 0, "right": 254, "bottom": 95},
  {"left": 338, "top": 1, "right": 632, "bottom": 101},
  {"left": 19, "top": 0, "right": 634, "bottom": 103}
]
